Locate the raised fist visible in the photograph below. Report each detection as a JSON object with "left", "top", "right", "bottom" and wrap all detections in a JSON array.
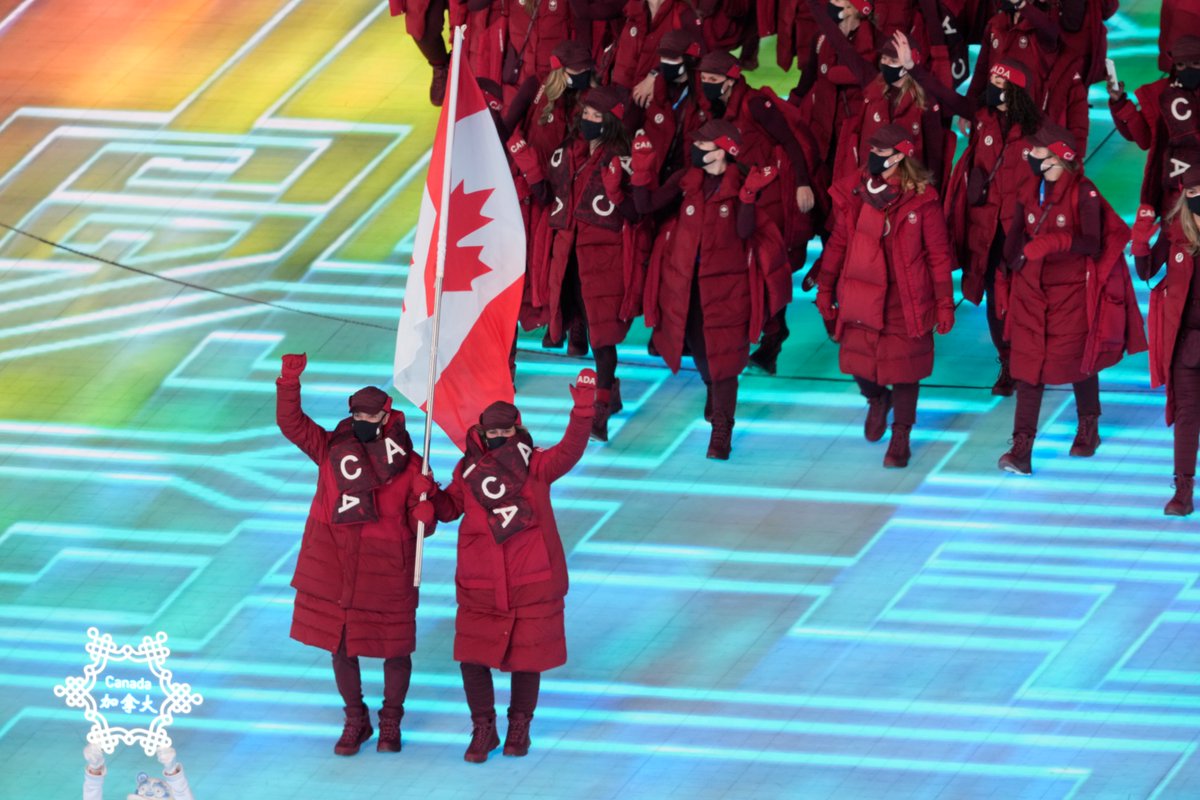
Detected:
[
  {"left": 280, "top": 353, "right": 307, "bottom": 380},
  {"left": 156, "top": 746, "right": 179, "bottom": 774},
  {"left": 569, "top": 368, "right": 598, "bottom": 409},
  {"left": 83, "top": 743, "right": 105, "bottom": 770},
  {"left": 631, "top": 134, "right": 656, "bottom": 184}
]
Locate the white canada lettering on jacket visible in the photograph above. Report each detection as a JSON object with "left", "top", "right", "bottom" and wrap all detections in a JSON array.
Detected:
[
  {"left": 385, "top": 437, "right": 407, "bottom": 463},
  {"left": 517, "top": 442, "right": 533, "bottom": 465},
  {"left": 339, "top": 493, "right": 361, "bottom": 514},
  {"left": 1170, "top": 157, "right": 1193, "bottom": 178},
  {"left": 340, "top": 454, "right": 362, "bottom": 480}
]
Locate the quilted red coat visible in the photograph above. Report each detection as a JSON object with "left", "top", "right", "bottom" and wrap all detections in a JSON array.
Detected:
[
  {"left": 1144, "top": 220, "right": 1197, "bottom": 425},
  {"left": 431, "top": 410, "right": 591, "bottom": 671},
  {"left": 535, "top": 136, "right": 643, "bottom": 346},
  {"left": 609, "top": 0, "right": 696, "bottom": 88},
  {"left": 835, "top": 79, "right": 952, "bottom": 187},
  {"left": 276, "top": 379, "right": 433, "bottom": 659},
  {"left": 1111, "top": 79, "right": 1200, "bottom": 214},
  {"left": 997, "top": 174, "right": 1147, "bottom": 386},
  {"left": 818, "top": 174, "right": 955, "bottom": 385},
  {"left": 943, "top": 107, "right": 1034, "bottom": 304},
  {"left": 644, "top": 168, "right": 789, "bottom": 381}
]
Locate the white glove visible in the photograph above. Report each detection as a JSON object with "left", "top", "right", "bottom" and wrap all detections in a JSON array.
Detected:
[
  {"left": 156, "top": 746, "right": 179, "bottom": 774},
  {"left": 83, "top": 743, "right": 105, "bottom": 772}
]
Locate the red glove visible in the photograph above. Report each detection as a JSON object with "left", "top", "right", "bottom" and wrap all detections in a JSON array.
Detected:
[
  {"left": 1130, "top": 203, "right": 1159, "bottom": 258},
  {"left": 602, "top": 156, "right": 625, "bottom": 202},
  {"left": 739, "top": 165, "right": 777, "bottom": 202},
  {"left": 936, "top": 304, "right": 955, "bottom": 335},
  {"left": 569, "top": 368, "right": 598, "bottom": 410},
  {"left": 410, "top": 500, "right": 435, "bottom": 530},
  {"left": 1022, "top": 232, "right": 1073, "bottom": 262},
  {"left": 507, "top": 135, "right": 544, "bottom": 186},
  {"left": 411, "top": 470, "right": 437, "bottom": 498},
  {"left": 280, "top": 353, "right": 307, "bottom": 380},
  {"left": 630, "top": 134, "right": 656, "bottom": 186},
  {"left": 815, "top": 290, "right": 837, "bottom": 321}
]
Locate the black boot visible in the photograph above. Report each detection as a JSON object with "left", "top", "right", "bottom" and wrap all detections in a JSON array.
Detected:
[
  {"left": 748, "top": 317, "right": 790, "bottom": 376},
  {"left": 591, "top": 388, "right": 612, "bottom": 442},
  {"left": 703, "top": 384, "right": 713, "bottom": 423},
  {"left": 992, "top": 356, "right": 1014, "bottom": 397}
]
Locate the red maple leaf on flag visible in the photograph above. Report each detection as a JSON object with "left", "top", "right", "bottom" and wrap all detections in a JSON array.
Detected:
[{"left": 425, "top": 181, "right": 495, "bottom": 313}]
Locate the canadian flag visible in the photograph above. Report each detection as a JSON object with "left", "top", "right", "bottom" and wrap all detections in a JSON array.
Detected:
[{"left": 393, "top": 38, "right": 525, "bottom": 451}]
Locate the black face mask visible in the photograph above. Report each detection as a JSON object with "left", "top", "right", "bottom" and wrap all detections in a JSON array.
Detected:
[
  {"left": 485, "top": 434, "right": 510, "bottom": 450},
  {"left": 691, "top": 145, "right": 713, "bottom": 169},
  {"left": 827, "top": 2, "right": 844, "bottom": 23},
  {"left": 661, "top": 61, "right": 686, "bottom": 83},
  {"left": 880, "top": 63, "right": 906, "bottom": 85},
  {"left": 567, "top": 70, "right": 592, "bottom": 91},
  {"left": 1178, "top": 67, "right": 1200, "bottom": 91},
  {"left": 985, "top": 84, "right": 1007, "bottom": 108},
  {"left": 1003, "top": 0, "right": 1022, "bottom": 14},
  {"left": 1188, "top": 195, "right": 1200, "bottom": 215},
  {"left": 867, "top": 152, "right": 892, "bottom": 175},
  {"left": 1027, "top": 154, "right": 1047, "bottom": 180},
  {"left": 580, "top": 118, "right": 604, "bottom": 141},
  {"left": 352, "top": 419, "right": 380, "bottom": 443},
  {"left": 702, "top": 81, "right": 725, "bottom": 104}
]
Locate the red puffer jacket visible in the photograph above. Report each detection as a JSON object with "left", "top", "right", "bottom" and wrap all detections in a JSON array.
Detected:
[
  {"left": 835, "top": 79, "right": 951, "bottom": 187},
  {"left": 1144, "top": 220, "right": 1198, "bottom": 425},
  {"left": 1111, "top": 79, "right": 1200, "bottom": 215},
  {"left": 276, "top": 379, "right": 433, "bottom": 659},
  {"left": 536, "top": 137, "right": 642, "bottom": 346},
  {"left": 943, "top": 108, "right": 1034, "bottom": 304},
  {"left": 507, "top": 0, "right": 576, "bottom": 85},
  {"left": 966, "top": 8, "right": 1057, "bottom": 106},
  {"left": 644, "top": 167, "right": 788, "bottom": 381},
  {"left": 609, "top": 0, "right": 696, "bottom": 88},
  {"left": 432, "top": 410, "right": 591, "bottom": 671},
  {"left": 818, "top": 174, "right": 955, "bottom": 385},
  {"left": 998, "top": 174, "right": 1147, "bottom": 386}
]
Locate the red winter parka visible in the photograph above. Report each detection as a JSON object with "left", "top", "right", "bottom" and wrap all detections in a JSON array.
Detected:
[
  {"left": 643, "top": 167, "right": 788, "bottom": 381},
  {"left": 276, "top": 380, "right": 433, "bottom": 659},
  {"left": 998, "top": 174, "right": 1147, "bottom": 386},
  {"left": 943, "top": 107, "right": 1037, "bottom": 304},
  {"left": 431, "top": 409, "right": 591, "bottom": 671},
  {"left": 1143, "top": 220, "right": 1200, "bottom": 425},
  {"left": 609, "top": 0, "right": 696, "bottom": 88},
  {"left": 536, "top": 137, "right": 642, "bottom": 346},
  {"left": 966, "top": 6, "right": 1058, "bottom": 106},
  {"left": 1111, "top": 79, "right": 1200, "bottom": 215},
  {"left": 835, "top": 78, "right": 951, "bottom": 187},
  {"left": 818, "top": 174, "right": 955, "bottom": 385},
  {"left": 506, "top": 0, "right": 576, "bottom": 85}
]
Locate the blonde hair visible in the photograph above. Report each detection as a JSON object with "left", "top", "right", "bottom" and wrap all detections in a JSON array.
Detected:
[
  {"left": 896, "top": 155, "right": 933, "bottom": 194},
  {"left": 538, "top": 68, "right": 570, "bottom": 126},
  {"left": 880, "top": 72, "right": 927, "bottom": 111},
  {"left": 1169, "top": 191, "right": 1200, "bottom": 255}
]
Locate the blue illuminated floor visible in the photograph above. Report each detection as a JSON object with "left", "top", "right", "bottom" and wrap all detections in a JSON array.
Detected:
[{"left": 1, "top": 0, "right": 1197, "bottom": 798}]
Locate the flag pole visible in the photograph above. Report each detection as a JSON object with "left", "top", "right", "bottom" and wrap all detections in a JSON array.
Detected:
[{"left": 414, "top": 24, "right": 465, "bottom": 588}]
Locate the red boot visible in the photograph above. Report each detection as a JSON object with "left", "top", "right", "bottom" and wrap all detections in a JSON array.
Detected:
[
  {"left": 864, "top": 390, "right": 892, "bottom": 442},
  {"left": 1165, "top": 475, "right": 1195, "bottom": 517},
  {"left": 464, "top": 714, "right": 500, "bottom": 764},
  {"left": 333, "top": 706, "right": 373, "bottom": 756},
  {"left": 503, "top": 713, "right": 532, "bottom": 757},
  {"left": 706, "top": 414, "right": 734, "bottom": 460},
  {"left": 883, "top": 425, "right": 911, "bottom": 469},
  {"left": 376, "top": 708, "right": 402, "bottom": 753},
  {"left": 998, "top": 433, "right": 1035, "bottom": 476}
]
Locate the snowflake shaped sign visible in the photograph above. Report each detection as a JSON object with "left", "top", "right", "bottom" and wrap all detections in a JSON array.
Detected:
[{"left": 53, "top": 627, "right": 203, "bottom": 755}]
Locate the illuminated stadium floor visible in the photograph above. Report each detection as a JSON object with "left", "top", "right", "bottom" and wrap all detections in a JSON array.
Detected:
[{"left": 1, "top": 0, "right": 1197, "bottom": 798}]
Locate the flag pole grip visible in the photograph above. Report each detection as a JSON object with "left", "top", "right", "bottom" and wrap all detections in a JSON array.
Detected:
[{"left": 414, "top": 25, "right": 466, "bottom": 588}]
